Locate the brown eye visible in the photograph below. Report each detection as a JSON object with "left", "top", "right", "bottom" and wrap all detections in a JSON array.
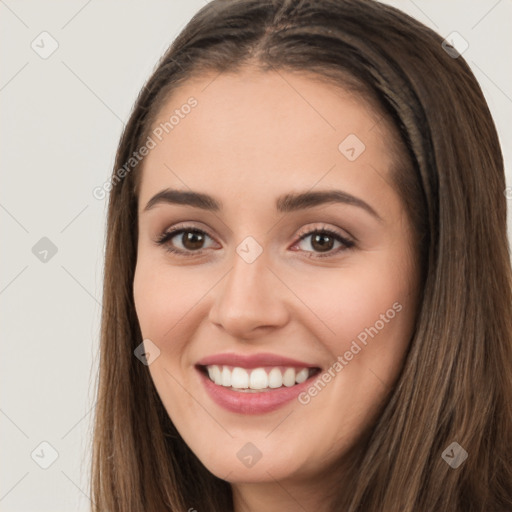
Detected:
[
  {"left": 294, "top": 228, "right": 355, "bottom": 258},
  {"left": 155, "top": 227, "right": 216, "bottom": 256},
  {"left": 156, "top": 225, "right": 354, "bottom": 259},
  {"left": 310, "top": 233, "right": 336, "bottom": 252},
  {"left": 180, "top": 230, "right": 206, "bottom": 250}
]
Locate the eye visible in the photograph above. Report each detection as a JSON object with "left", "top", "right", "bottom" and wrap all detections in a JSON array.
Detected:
[
  {"left": 155, "top": 223, "right": 355, "bottom": 258},
  {"left": 291, "top": 225, "right": 355, "bottom": 258},
  {"left": 155, "top": 225, "right": 217, "bottom": 256}
]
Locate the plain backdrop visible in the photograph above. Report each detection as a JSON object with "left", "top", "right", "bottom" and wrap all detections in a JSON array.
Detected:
[{"left": 1, "top": 0, "right": 511, "bottom": 510}]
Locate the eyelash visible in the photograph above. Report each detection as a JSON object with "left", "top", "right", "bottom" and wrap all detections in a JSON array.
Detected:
[{"left": 154, "top": 224, "right": 355, "bottom": 259}]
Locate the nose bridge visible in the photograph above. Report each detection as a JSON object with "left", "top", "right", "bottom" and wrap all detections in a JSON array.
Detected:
[{"left": 209, "top": 239, "right": 289, "bottom": 337}]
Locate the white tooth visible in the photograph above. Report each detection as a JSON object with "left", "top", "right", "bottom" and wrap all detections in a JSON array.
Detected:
[
  {"left": 249, "top": 368, "right": 268, "bottom": 389},
  {"left": 221, "top": 366, "right": 231, "bottom": 387},
  {"left": 295, "top": 368, "right": 309, "bottom": 384},
  {"left": 231, "top": 367, "right": 249, "bottom": 389},
  {"left": 210, "top": 365, "right": 222, "bottom": 385},
  {"left": 268, "top": 368, "right": 283, "bottom": 388},
  {"left": 283, "top": 368, "right": 296, "bottom": 387}
]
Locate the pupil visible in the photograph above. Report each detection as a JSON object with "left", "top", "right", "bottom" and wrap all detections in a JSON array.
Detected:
[
  {"left": 312, "top": 233, "right": 333, "bottom": 252},
  {"left": 183, "top": 230, "right": 204, "bottom": 250}
]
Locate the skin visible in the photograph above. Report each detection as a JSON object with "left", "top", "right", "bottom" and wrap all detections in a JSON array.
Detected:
[{"left": 133, "top": 68, "right": 421, "bottom": 512}]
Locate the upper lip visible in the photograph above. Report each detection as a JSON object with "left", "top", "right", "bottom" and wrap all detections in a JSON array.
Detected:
[{"left": 196, "top": 352, "right": 321, "bottom": 370}]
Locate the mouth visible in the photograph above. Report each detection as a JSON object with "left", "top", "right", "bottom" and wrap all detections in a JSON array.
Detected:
[
  {"left": 197, "top": 364, "right": 322, "bottom": 392},
  {"left": 194, "top": 352, "right": 323, "bottom": 413}
]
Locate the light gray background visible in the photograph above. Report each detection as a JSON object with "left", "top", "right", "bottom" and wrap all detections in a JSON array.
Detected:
[{"left": 1, "top": 1, "right": 511, "bottom": 510}]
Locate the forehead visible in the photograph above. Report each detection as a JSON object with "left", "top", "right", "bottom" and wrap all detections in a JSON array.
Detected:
[{"left": 138, "top": 69, "right": 397, "bottom": 212}]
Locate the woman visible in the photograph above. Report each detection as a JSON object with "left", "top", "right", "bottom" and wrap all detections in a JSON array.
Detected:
[{"left": 91, "top": 0, "right": 512, "bottom": 510}]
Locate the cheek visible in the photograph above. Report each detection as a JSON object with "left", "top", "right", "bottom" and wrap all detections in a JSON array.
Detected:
[
  {"left": 133, "top": 262, "right": 169, "bottom": 339},
  {"left": 133, "top": 259, "right": 209, "bottom": 341},
  {"left": 288, "top": 266, "right": 414, "bottom": 445},
  {"left": 289, "top": 259, "right": 412, "bottom": 342},
  {"left": 287, "top": 258, "right": 416, "bottom": 405},
  {"left": 133, "top": 262, "right": 202, "bottom": 417}
]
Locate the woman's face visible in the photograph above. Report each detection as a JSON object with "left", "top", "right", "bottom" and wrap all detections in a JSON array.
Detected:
[{"left": 133, "top": 68, "right": 420, "bottom": 488}]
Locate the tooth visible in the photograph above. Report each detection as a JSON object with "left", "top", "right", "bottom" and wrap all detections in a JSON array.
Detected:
[
  {"left": 295, "top": 368, "right": 309, "bottom": 384},
  {"left": 207, "top": 365, "right": 222, "bottom": 385},
  {"left": 221, "top": 366, "right": 231, "bottom": 387},
  {"left": 249, "top": 368, "right": 268, "bottom": 389},
  {"left": 268, "top": 368, "right": 283, "bottom": 388},
  {"left": 231, "top": 367, "right": 249, "bottom": 389},
  {"left": 283, "top": 368, "right": 296, "bottom": 387},
  {"left": 208, "top": 365, "right": 312, "bottom": 390}
]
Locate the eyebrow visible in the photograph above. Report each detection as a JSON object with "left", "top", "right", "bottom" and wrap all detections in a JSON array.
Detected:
[{"left": 143, "top": 188, "right": 382, "bottom": 221}]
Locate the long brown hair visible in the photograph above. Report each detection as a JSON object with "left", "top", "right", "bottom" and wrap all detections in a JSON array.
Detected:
[{"left": 91, "top": 0, "right": 512, "bottom": 510}]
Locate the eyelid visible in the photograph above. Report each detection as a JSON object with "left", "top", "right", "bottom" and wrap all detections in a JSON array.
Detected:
[{"left": 295, "top": 223, "right": 353, "bottom": 244}]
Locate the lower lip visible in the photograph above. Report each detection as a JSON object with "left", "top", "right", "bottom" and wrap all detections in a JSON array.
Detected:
[{"left": 196, "top": 368, "right": 316, "bottom": 414}]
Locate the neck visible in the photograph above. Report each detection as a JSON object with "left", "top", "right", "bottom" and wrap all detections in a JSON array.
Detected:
[{"left": 232, "top": 479, "right": 332, "bottom": 512}]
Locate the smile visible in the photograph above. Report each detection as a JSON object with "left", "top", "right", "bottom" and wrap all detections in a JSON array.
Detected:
[
  {"left": 200, "top": 365, "right": 320, "bottom": 391},
  {"left": 194, "top": 352, "right": 322, "bottom": 414}
]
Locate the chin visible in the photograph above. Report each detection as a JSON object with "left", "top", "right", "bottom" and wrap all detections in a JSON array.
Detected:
[{"left": 195, "top": 443, "right": 317, "bottom": 484}]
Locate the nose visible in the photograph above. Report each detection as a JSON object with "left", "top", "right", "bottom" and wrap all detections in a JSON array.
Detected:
[{"left": 208, "top": 247, "right": 290, "bottom": 340}]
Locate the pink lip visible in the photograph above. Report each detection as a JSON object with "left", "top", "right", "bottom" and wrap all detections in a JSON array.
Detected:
[
  {"left": 196, "top": 367, "right": 318, "bottom": 414},
  {"left": 196, "top": 352, "right": 319, "bottom": 369}
]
